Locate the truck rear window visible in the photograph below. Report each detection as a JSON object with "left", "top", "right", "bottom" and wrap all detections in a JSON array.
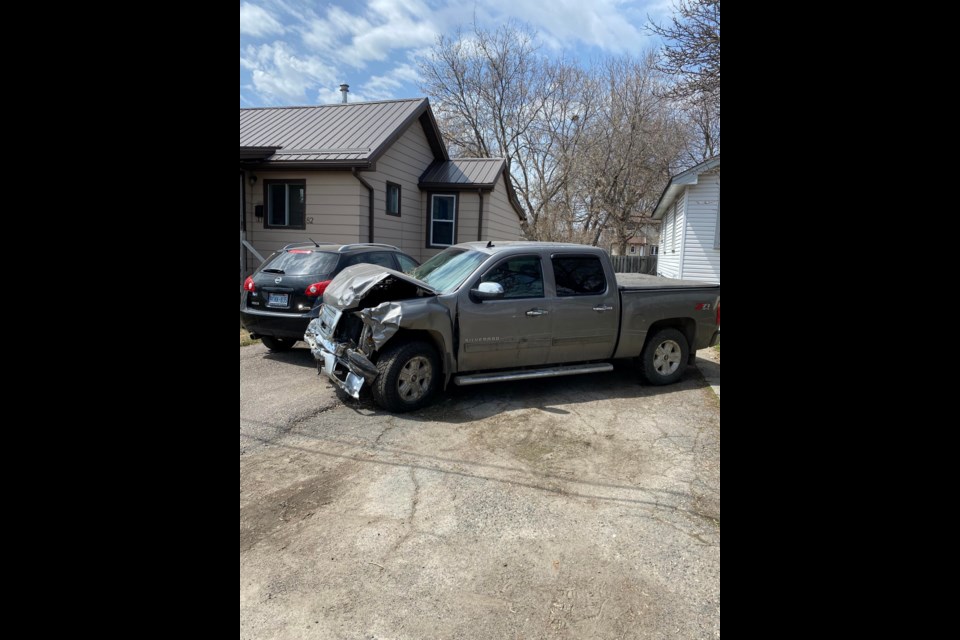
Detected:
[{"left": 552, "top": 256, "right": 607, "bottom": 296}]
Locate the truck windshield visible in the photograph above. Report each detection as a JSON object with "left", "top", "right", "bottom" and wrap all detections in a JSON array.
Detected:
[{"left": 411, "top": 249, "right": 487, "bottom": 294}]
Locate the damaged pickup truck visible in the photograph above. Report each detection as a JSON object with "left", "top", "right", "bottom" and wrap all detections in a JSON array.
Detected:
[{"left": 305, "top": 242, "right": 720, "bottom": 412}]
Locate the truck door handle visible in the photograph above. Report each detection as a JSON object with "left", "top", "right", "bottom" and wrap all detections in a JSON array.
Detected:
[
  {"left": 593, "top": 305, "right": 614, "bottom": 312},
  {"left": 526, "top": 308, "right": 549, "bottom": 317}
]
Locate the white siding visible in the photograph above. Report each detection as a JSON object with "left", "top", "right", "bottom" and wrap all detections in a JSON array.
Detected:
[
  {"left": 244, "top": 171, "right": 364, "bottom": 261},
  {"left": 364, "top": 121, "right": 436, "bottom": 262},
  {"left": 658, "top": 202, "right": 681, "bottom": 279},
  {"left": 679, "top": 171, "right": 720, "bottom": 284}
]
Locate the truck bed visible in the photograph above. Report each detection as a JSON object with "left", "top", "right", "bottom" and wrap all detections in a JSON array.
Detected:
[{"left": 615, "top": 272, "right": 720, "bottom": 291}]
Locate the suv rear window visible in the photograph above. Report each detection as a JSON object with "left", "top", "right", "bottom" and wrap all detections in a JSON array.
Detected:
[{"left": 260, "top": 251, "right": 339, "bottom": 276}]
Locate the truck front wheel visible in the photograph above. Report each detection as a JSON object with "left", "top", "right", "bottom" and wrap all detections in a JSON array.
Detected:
[
  {"left": 372, "top": 341, "right": 440, "bottom": 412},
  {"left": 640, "top": 328, "right": 689, "bottom": 385}
]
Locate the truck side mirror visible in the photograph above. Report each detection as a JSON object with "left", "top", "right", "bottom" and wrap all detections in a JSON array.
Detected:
[{"left": 470, "top": 282, "right": 505, "bottom": 302}]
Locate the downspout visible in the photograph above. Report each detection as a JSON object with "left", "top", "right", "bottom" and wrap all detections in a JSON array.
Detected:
[
  {"left": 476, "top": 189, "right": 484, "bottom": 241},
  {"left": 352, "top": 168, "right": 375, "bottom": 243}
]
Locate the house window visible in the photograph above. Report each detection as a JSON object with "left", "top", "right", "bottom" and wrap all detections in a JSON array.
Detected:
[
  {"left": 264, "top": 180, "right": 306, "bottom": 230},
  {"left": 651, "top": 245, "right": 659, "bottom": 256},
  {"left": 386, "top": 182, "right": 401, "bottom": 216},
  {"left": 429, "top": 194, "right": 456, "bottom": 247},
  {"left": 629, "top": 245, "right": 638, "bottom": 255}
]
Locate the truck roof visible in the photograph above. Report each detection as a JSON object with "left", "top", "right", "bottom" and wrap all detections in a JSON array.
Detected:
[{"left": 454, "top": 241, "right": 605, "bottom": 255}]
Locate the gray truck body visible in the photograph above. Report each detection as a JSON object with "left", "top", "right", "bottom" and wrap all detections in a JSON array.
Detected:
[{"left": 305, "top": 242, "right": 720, "bottom": 410}]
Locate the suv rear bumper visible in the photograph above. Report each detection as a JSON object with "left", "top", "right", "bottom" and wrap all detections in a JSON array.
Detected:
[{"left": 239, "top": 307, "right": 320, "bottom": 340}]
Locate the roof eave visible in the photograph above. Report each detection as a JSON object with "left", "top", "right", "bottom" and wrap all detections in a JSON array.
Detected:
[
  {"left": 652, "top": 155, "right": 721, "bottom": 219},
  {"left": 501, "top": 166, "right": 526, "bottom": 223},
  {"left": 418, "top": 182, "right": 496, "bottom": 190},
  {"left": 248, "top": 160, "right": 373, "bottom": 171},
  {"left": 239, "top": 146, "right": 279, "bottom": 160},
  {"left": 367, "top": 98, "right": 449, "bottom": 164}
]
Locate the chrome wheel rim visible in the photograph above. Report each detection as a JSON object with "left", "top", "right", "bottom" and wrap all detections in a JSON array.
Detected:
[
  {"left": 397, "top": 356, "right": 433, "bottom": 402},
  {"left": 654, "top": 340, "right": 682, "bottom": 376}
]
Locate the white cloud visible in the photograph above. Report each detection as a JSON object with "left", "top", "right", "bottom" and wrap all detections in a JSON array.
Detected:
[
  {"left": 241, "top": 0, "right": 668, "bottom": 107},
  {"left": 358, "top": 63, "right": 422, "bottom": 100},
  {"left": 301, "top": 0, "right": 438, "bottom": 69},
  {"left": 462, "top": 0, "right": 656, "bottom": 54},
  {"left": 239, "top": 2, "right": 284, "bottom": 37},
  {"left": 241, "top": 42, "right": 338, "bottom": 104}
]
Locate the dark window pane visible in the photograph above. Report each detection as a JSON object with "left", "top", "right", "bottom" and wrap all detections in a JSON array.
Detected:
[
  {"left": 268, "top": 184, "right": 286, "bottom": 226},
  {"left": 387, "top": 184, "right": 400, "bottom": 214},
  {"left": 482, "top": 256, "right": 544, "bottom": 299},
  {"left": 342, "top": 252, "right": 395, "bottom": 269},
  {"left": 396, "top": 254, "right": 418, "bottom": 273},
  {"left": 552, "top": 257, "right": 607, "bottom": 296},
  {"left": 289, "top": 184, "right": 305, "bottom": 227},
  {"left": 433, "top": 196, "right": 454, "bottom": 221},
  {"left": 433, "top": 221, "right": 453, "bottom": 246}
]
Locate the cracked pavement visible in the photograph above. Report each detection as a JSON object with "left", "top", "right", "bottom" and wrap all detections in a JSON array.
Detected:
[{"left": 240, "top": 343, "right": 721, "bottom": 639}]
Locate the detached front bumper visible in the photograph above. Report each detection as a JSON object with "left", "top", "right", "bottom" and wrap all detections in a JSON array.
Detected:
[{"left": 304, "top": 315, "right": 378, "bottom": 399}]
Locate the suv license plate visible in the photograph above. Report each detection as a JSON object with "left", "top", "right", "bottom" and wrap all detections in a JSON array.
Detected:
[{"left": 267, "top": 293, "right": 289, "bottom": 307}]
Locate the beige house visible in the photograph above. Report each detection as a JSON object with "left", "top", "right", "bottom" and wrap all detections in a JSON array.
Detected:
[{"left": 239, "top": 98, "right": 524, "bottom": 279}]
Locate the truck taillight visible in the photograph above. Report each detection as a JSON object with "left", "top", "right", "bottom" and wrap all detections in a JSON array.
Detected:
[
  {"left": 716, "top": 302, "right": 721, "bottom": 328},
  {"left": 243, "top": 276, "right": 256, "bottom": 292},
  {"left": 305, "top": 281, "right": 332, "bottom": 297}
]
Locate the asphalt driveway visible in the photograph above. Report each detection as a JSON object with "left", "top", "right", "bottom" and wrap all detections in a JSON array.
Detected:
[{"left": 240, "top": 343, "right": 721, "bottom": 639}]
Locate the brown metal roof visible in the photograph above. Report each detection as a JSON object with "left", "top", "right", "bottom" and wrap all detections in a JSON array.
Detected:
[
  {"left": 239, "top": 98, "right": 446, "bottom": 167},
  {"left": 419, "top": 158, "right": 506, "bottom": 189}
]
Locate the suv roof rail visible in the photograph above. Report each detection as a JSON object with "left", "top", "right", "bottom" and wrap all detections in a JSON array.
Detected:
[{"left": 338, "top": 243, "right": 399, "bottom": 251}]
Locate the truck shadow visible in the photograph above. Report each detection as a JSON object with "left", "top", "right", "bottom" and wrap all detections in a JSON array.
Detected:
[
  {"left": 338, "top": 357, "right": 719, "bottom": 424},
  {"left": 261, "top": 345, "right": 317, "bottom": 369}
]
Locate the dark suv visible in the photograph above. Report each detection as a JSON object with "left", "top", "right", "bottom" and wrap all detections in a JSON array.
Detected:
[{"left": 240, "top": 243, "right": 419, "bottom": 352}]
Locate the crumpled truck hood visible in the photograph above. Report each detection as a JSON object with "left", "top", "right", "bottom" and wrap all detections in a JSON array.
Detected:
[{"left": 322, "top": 263, "right": 438, "bottom": 310}]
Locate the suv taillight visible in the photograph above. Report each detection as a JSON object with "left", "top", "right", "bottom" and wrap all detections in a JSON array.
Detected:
[
  {"left": 305, "top": 281, "right": 332, "bottom": 297},
  {"left": 716, "top": 302, "right": 721, "bottom": 328},
  {"left": 243, "top": 276, "right": 256, "bottom": 292}
]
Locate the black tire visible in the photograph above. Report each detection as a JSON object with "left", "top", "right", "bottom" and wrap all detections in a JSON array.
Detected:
[
  {"left": 640, "top": 328, "right": 689, "bottom": 385},
  {"left": 371, "top": 340, "right": 440, "bottom": 412},
  {"left": 261, "top": 336, "right": 297, "bottom": 352}
]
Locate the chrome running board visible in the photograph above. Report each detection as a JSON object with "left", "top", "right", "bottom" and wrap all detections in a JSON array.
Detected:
[{"left": 453, "top": 363, "right": 614, "bottom": 386}]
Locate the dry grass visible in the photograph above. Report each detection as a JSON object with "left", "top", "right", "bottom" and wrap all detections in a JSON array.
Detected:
[{"left": 241, "top": 327, "right": 259, "bottom": 347}]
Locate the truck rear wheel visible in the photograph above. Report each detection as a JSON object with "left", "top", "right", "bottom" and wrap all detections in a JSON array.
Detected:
[
  {"left": 372, "top": 341, "right": 440, "bottom": 412},
  {"left": 640, "top": 328, "right": 689, "bottom": 385}
]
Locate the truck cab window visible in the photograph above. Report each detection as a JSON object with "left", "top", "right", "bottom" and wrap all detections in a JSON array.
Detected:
[
  {"left": 481, "top": 256, "right": 544, "bottom": 299},
  {"left": 552, "top": 256, "right": 607, "bottom": 296}
]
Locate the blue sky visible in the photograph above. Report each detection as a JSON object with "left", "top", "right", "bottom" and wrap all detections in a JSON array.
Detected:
[{"left": 240, "top": 0, "right": 671, "bottom": 107}]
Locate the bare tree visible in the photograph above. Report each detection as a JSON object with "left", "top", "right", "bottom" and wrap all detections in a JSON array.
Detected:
[
  {"left": 574, "top": 55, "right": 685, "bottom": 253},
  {"left": 650, "top": 0, "right": 720, "bottom": 111},
  {"left": 678, "top": 90, "right": 720, "bottom": 163},
  {"left": 421, "top": 23, "right": 696, "bottom": 247}
]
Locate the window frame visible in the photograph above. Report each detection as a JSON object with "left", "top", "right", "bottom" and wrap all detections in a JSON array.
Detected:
[
  {"left": 262, "top": 179, "right": 307, "bottom": 230},
  {"left": 427, "top": 193, "right": 458, "bottom": 248},
  {"left": 478, "top": 254, "right": 545, "bottom": 300},
  {"left": 551, "top": 254, "right": 609, "bottom": 297},
  {"left": 386, "top": 181, "right": 401, "bottom": 217}
]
